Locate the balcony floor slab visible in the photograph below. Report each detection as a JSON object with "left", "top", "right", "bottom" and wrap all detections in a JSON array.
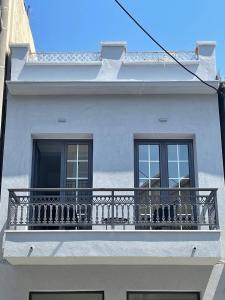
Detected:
[{"left": 3, "top": 230, "right": 221, "bottom": 266}]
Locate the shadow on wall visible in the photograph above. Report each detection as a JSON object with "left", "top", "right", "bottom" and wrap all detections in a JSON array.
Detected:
[
  {"left": 212, "top": 264, "right": 225, "bottom": 299},
  {"left": 117, "top": 64, "right": 199, "bottom": 81},
  {"left": 203, "top": 264, "right": 225, "bottom": 299},
  {"left": 19, "top": 65, "right": 102, "bottom": 81}
]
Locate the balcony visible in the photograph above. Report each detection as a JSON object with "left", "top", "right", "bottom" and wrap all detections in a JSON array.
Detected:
[
  {"left": 6, "top": 188, "right": 219, "bottom": 230},
  {"left": 4, "top": 188, "right": 221, "bottom": 266}
]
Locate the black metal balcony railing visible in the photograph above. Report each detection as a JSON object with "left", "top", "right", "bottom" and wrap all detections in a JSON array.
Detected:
[{"left": 7, "top": 188, "right": 219, "bottom": 230}]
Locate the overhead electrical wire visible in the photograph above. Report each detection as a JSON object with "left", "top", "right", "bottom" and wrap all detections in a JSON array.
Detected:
[{"left": 114, "top": 0, "right": 218, "bottom": 93}]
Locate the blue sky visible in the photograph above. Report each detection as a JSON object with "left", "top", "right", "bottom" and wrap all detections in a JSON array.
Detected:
[{"left": 26, "top": 0, "right": 225, "bottom": 77}]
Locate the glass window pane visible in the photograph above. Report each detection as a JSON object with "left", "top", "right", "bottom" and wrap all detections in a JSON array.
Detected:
[
  {"left": 78, "top": 162, "right": 88, "bottom": 178},
  {"left": 31, "top": 292, "right": 104, "bottom": 300},
  {"left": 150, "top": 145, "right": 159, "bottom": 161},
  {"left": 168, "top": 162, "right": 178, "bottom": 178},
  {"left": 139, "top": 179, "right": 149, "bottom": 188},
  {"left": 150, "top": 178, "right": 160, "bottom": 188},
  {"left": 168, "top": 144, "right": 177, "bottom": 161},
  {"left": 180, "top": 178, "right": 190, "bottom": 188},
  {"left": 179, "top": 162, "right": 189, "bottom": 178},
  {"left": 66, "top": 180, "right": 77, "bottom": 188},
  {"left": 180, "top": 178, "right": 191, "bottom": 201},
  {"left": 179, "top": 144, "right": 189, "bottom": 161},
  {"left": 139, "top": 145, "right": 148, "bottom": 161},
  {"left": 78, "top": 144, "right": 89, "bottom": 160},
  {"left": 169, "top": 179, "right": 179, "bottom": 188},
  {"left": 128, "top": 292, "right": 198, "bottom": 300},
  {"left": 78, "top": 179, "right": 90, "bottom": 188},
  {"left": 67, "top": 145, "right": 77, "bottom": 160},
  {"left": 150, "top": 162, "right": 160, "bottom": 178},
  {"left": 139, "top": 162, "right": 149, "bottom": 178},
  {"left": 67, "top": 162, "right": 77, "bottom": 178},
  {"left": 36, "top": 142, "right": 61, "bottom": 189}
]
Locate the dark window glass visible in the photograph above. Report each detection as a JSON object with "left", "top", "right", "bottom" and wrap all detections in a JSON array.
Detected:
[
  {"left": 30, "top": 292, "right": 104, "bottom": 300},
  {"left": 128, "top": 292, "right": 199, "bottom": 300},
  {"left": 34, "top": 142, "right": 62, "bottom": 189},
  {"left": 67, "top": 144, "right": 77, "bottom": 160},
  {"left": 33, "top": 141, "right": 92, "bottom": 189}
]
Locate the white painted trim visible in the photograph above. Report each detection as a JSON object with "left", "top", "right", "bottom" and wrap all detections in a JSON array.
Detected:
[
  {"left": 101, "top": 41, "right": 127, "bottom": 47},
  {"left": 196, "top": 41, "right": 216, "bottom": 46},
  {"left": 31, "top": 133, "right": 93, "bottom": 140},
  {"left": 122, "top": 60, "right": 199, "bottom": 66}
]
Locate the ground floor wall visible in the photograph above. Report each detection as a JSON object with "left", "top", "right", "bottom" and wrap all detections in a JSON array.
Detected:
[{"left": 0, "top": 264, "right": 225, "bottom": 300}]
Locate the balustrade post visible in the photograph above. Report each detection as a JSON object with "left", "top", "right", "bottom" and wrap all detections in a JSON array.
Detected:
[
  {"left": 8, "top": 191, "right": 18, "bottom": 230},
  {"left": 111, "top": 190, "right": 115, "bottom": 229},
  {"left": 6, "top": 194, "right": 12, "bottom": 229},
  {"left": 214, "top": 190, "right": 219, "bottom": 229}
]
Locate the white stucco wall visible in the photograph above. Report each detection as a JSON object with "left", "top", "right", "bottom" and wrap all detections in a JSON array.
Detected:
[{"left": 0, "top": 264, "right": 225, "bottom": 300}]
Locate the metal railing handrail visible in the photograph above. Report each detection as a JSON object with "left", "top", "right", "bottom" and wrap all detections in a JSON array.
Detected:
[{"left": 8, "top": 187, "right": 218, "bottom": 192}]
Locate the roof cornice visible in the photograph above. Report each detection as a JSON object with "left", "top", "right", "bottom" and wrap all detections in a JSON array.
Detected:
[{"left": 6, "top": 80, "right": 219, "bottom": 96}]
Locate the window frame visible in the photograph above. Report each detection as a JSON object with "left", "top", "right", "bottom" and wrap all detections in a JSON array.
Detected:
[
  {"left": 29, "top": 291, "right": 104, "bottom": 300},
  {"left": 134, "top": 139, "right": 195, "bottom": 188},
  {"left": 127, "top": 291, "right": 200, "bottom": 300},
  {"left": 31, "top": 139, "right": 93, "bottom": 189}
]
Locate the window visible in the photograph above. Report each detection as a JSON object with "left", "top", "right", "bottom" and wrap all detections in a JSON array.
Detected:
[
  {"left": 135, "top": 140, "right": 194, "bottom": 188},
  {"left": 134, "top": 140, "right": 195, "bottom": 228},
  {"left": 127, "top": 292, "right": 200, "bottom": 300},
  {"left": 32, "top": 140, "right": 92, "bottom": 189},
  {"left": 31, "top": 140, "right": 92, "bottom": 229},
  {"left": 30, "top": 292, "right": 104, "bottom": 300}
]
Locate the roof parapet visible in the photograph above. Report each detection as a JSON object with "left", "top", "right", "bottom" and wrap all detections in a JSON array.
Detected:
[
  {"left": 101, "top": 41, "right": 127, "bottom": 60},
  {"left": 10, "top": 43, "right": 30, "bottom": 81},
  {"left": 9, "top": 41, "right": 217, "bottom": 82},
  {"left": 196, "top": 41, "right": 216, "bottom": 57}
]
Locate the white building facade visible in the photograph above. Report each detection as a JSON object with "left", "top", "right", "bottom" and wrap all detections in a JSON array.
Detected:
[{"left": 0, "top": 41, "right": 225, "bottom": 300}]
